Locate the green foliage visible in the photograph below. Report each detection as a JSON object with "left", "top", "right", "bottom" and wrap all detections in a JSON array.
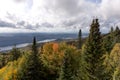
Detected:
[
  {"left": 0, "top": 54, "right": 25, "bottom": 80},
  {"left": 103, "top": 28, "right": 115, "bottom": 53},
  {"left": 0, "top": 53, "right": 12, "bottom": 68},
  {"left": 59, "top": 46, "right": 89, "bottom": 80},
  {"left": 84, "top": 19, "right": 104, "bottom": 79},
  {"left": 103, "top": 26, "right": 120, "bottom": 53},
  {"left": 10, "top": 46, "right": 21, "bottom": 61},
  {"left": 104, "top": 43, "right": 120, "bottom": 80},
  {"left": 114, "top": 26, "right": 120, "bottom": 43},
  {"left": 17, "top": 37, "right": 43, "bottom": 80},
  {"left": 0, "top": 19, "right": 120, "bottom": 80},
  {"left": 78, "top": 29, "right": 82, "bottom": 49},
  {"left": 59, "top": 49, "right": 75, "bottom": 80},
  {"left": 41, "top": 42, "right": 74, "bottom": 79},
  {"left": 0, "top": 54, "right": 5, "bottom": 68}
]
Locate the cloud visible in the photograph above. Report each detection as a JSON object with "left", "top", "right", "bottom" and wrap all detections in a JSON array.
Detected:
[
  {"left": 0, "top": 20, "right": 16, "bottom": 28},
  {"left": 43, "top": 0, "right": 97, "bottom": 17},
  {"left": 0, "top": 0, "right": 120, "bottom": 33},
  {"left": 86, "top": 0, "right": 102, "bottom": 3},
  {"left": 100, "top": 0, "right": 120, "bottom": 19},
  {"left": 17, "top": 21, "right": 25, "bottom": 26},
  {"left": 40, "top": 22, "right": 54, "bottom": 28},
  {"left": 45, "top": 0, "right": 80, "bottom": 16},
  {"left": 14, "top": 0, "right": 26, "bottom": 2},
  {"left": 16, "top": 21, "right": 54, "bottom": 31}
]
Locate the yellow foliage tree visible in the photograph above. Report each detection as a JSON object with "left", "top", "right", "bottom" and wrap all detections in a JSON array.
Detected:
[
  {"left": 0, "top": 52, "right": 27, "bottom": 80},
  {"left": 41, "top": 42, "right": 77, "bottom": 78},
  {"left": 104, "top": 43, "right": 120, "bottom": 80}
]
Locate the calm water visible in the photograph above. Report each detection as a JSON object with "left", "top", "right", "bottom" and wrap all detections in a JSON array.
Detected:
[{"left": 0, "top": 33, "right": 79, "bottom": 51}]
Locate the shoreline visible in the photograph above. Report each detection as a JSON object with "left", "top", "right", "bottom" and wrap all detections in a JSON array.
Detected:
[{"left": 0, "top": 38, "right": 76, "bottom": 52}]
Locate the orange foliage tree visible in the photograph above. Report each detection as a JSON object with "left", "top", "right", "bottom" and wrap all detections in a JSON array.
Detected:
[{"left": 41, "top": 42, "right": 77, "bottom": 78}]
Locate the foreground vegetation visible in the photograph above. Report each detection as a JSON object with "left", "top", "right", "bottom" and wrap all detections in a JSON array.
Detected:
[{"left": 0, "top": 19, "right": 120, "bottom": 80}]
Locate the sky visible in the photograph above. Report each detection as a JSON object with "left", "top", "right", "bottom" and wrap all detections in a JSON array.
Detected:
[{"left": 0, "top": 0, "right": 120, "bottom": 33}]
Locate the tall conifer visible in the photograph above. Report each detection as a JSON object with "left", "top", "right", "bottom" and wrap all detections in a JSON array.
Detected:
[
  {"left": 103, "top": 27, "right": 115, "bottom": 53},
  {"left": 84, "top": 19, "right": 104, "bottom": 79},
  {"left": 115, "top": 26, "right": 120, "bottom": 43},
  {"left": 78, "top": 29, "right": 82, "bottom": 49},
  {"left": 18, "top": 37, "right": 42, "bottom": 80},
  {"left": 59, "top": 48, "right": 89, "bottom": 80}
]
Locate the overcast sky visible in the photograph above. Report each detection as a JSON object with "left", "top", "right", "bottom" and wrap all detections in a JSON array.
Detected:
[{"left": 0, "top": 0, "right": 120, "bottom": 33}]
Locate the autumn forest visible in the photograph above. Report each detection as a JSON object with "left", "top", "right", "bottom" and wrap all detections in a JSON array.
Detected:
[{"left": 0, "top": 19, "right": 120, "bottom": 80}]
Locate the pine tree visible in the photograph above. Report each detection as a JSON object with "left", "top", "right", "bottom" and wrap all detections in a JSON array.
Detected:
[
  {"left": 78, "top": 29, "right": 82, "bottom": 49},
  {"left": 84, "top": 19, "right": 104, "bottom": 79}
]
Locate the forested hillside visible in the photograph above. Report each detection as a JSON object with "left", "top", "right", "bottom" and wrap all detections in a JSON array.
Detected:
[{"left": 0, "top": 19, "right": 120, "bottom": 80}]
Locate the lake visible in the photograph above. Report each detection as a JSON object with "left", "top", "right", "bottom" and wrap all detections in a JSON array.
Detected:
[{"left": 0, "top": 33, "right": 80, "bottom": 51}]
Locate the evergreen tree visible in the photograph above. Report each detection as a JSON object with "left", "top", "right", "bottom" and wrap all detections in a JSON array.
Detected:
[
  {"left": 26, "top": 37, "right": 41, "bottom": 80},
  {"left": 110, "top": 26, "right": 114, "bottom": 33},
  {"left": 84, "top": 19, "right": 104, "bottom": 79},
  {"left": 10, "top": 45, "right": 21, "bottom": 61},
  {"left": 59, "top": 50, "right": 73, "bottom": 80},
  {"left": 78, "top": 29, "right": 82, "bottom": 49},
  {"left": 59, "top": 48, "right": 89, "bottom": 80},
  {"left": 10, "top": 45, "right": 21, "bottom": 79},
  {"left": 2, "top": 55, "right": 5, "bottom": 67},
  {"left": 114, "top": 26, "right": 120, "bottom": 43},
  {"left": 0, "top": 54, "right": 5, "bottom": 68},
  {"left": 115, "top": 26, "right": 119, "bottom": 31},
  {"left": 115, "top": 26, "right": 120, "bottom": 36},
  {"left": 103, "top": 27, "right": 115, "bottom": 53},
  {"left": 18, "top": 37, "right": 43, "bottom": 80}
]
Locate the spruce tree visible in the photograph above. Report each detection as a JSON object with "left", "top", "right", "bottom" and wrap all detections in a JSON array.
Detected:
[
  {"left": 110, "top": 26, "right": 114, "bottom": 33},
  {"left": 84, "top": 19, "right": 104, "bottom": 79},
  {"left": 18, "top": 37, "right": 43, "bottom": 80},
  {"left": 114, "top": 26, "right": 120, "bottom": 43},
  {"left": 115, "top": 26, "right": 120, "bottom": 36},
  {"left": 78, "top": 29, "right": 82, "bottom": 49},
  {"left": 103, "top": 27, "right": 115, "bottom": 53},
  {"left": 59, "top": 48, "right": 89, "bottom": 80},
  {"left": 59, "top": 50, "right": 73, "bottom": 80}
]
